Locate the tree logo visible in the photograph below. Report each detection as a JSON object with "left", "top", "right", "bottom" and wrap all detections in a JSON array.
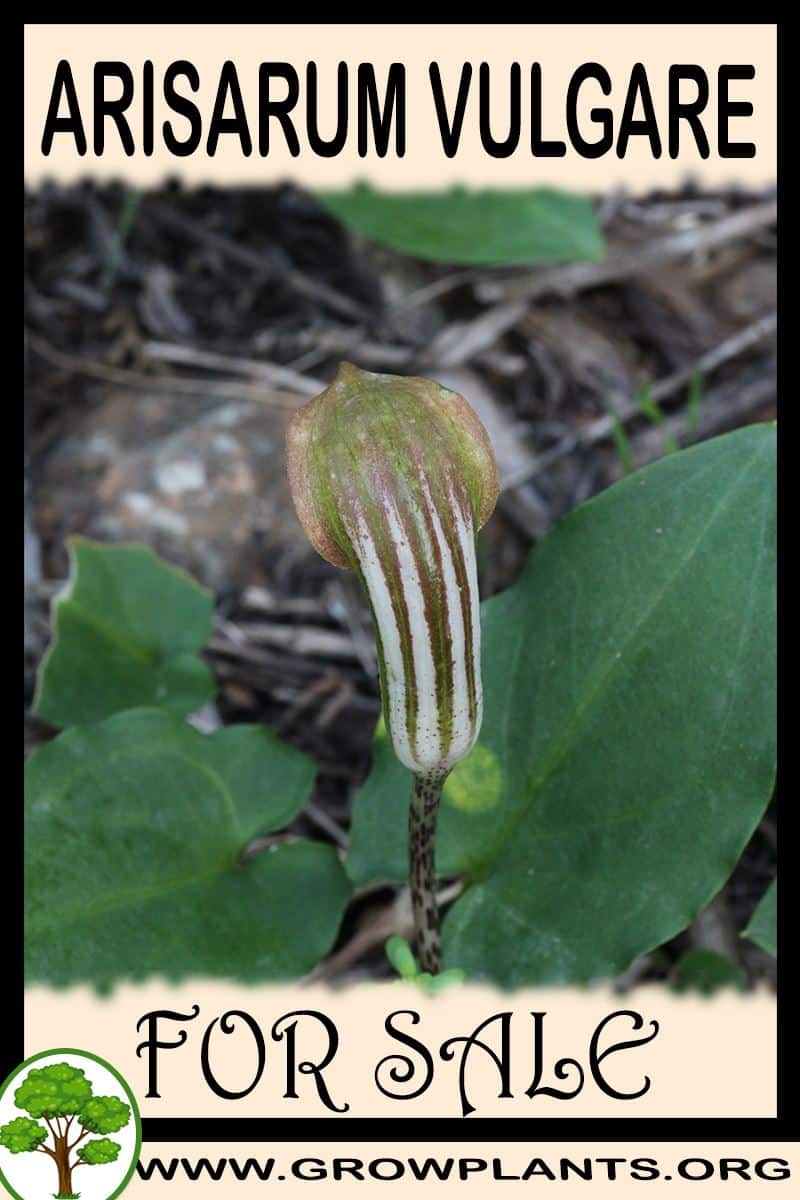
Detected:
[{"left": 0, "top": 1050, "right": 141, "bottom": 1200}]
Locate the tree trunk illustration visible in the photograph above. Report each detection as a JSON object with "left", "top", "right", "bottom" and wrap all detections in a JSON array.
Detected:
[{"left": 54, "top": 1136, "right": 74, "bottom": 1197}]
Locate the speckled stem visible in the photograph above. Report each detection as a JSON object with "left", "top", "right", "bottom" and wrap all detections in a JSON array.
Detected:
[{"left": 409, "top": 769, "right": 448, "bottom": 974}]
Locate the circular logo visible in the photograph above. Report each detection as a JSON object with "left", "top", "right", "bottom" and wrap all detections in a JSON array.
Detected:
[{"left": 0, "top": 1049, "right": 141, "bottom": 1200}]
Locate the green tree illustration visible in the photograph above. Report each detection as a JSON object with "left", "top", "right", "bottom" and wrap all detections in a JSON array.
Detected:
[{"left": 0, "top": 1063, "right": 131, "bottom": 1197}]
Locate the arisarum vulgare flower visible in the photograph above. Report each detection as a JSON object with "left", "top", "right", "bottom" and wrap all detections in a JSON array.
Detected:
[{"left": 287, "top": 362, "right": 498, "bottom": 972}]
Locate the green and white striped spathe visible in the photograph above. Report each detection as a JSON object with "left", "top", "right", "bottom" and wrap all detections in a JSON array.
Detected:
[
  {"left": 346, "top": 470, "right": 481, "bottom": 773},
  {"left": 287, "top": 363, "right": 498, "bottom": 776}
]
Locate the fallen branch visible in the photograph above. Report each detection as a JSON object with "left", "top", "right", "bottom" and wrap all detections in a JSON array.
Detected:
[
  {"left": 141, "top": 340, "right": 324, "bottom": 396},
  {"left": 476, "top": 200, "right": 777, "bottom": 303},
  {"left": 27, "top": 331, "right": 304, "bottom": 406},
  {"left": 501, "top": 313, "right": 777, "bottom": 490}
]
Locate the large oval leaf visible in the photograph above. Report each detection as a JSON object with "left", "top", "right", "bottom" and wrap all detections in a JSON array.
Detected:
[
  {"left": 34, "top": 539, "right": 215, "bottom": 727},
  {"left": 317, "top": 185, "right": 604, "bottom": 265},
  {"left": 25, "top": 709, "right": 351, "bottom": 987},
  {"left": 347, "top": 425, "right": 776, "bottom": 986}
]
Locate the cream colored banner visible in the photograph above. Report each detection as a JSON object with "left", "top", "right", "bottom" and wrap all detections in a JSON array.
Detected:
[
  {"left": 25, "top": 982, "right": 776, "bottom": 1120},
  {"left": 127, "top": 1143, "right": 796, "bottom": 1197},
  {"left": 24, "top": 23, "right": 776, "bottom": 189}
]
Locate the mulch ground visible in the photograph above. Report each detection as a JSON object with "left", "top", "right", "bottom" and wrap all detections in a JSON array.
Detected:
[{"left": 24, "top": 180, "right": 777, "bottom": 986}]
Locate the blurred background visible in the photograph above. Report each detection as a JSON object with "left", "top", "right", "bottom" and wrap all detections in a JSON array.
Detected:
[{"left": 23, "top": 180, "right": 776, "bottom": 988}]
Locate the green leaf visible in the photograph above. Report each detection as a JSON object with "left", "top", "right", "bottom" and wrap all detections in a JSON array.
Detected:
[
  {"left": 742, "top": 880, "right": 776, "bottom": 957},
  {"left": 671, "top": 948, "right": 746, "bottom": 995},
  {"left": 608, "top": 403, "right": 634, "bottom": 475},
  {"left": 685, "top": 371, "right": 704, "bottom": 443},
  {"left": 638, "top": 382, "right": 679, "bottom": 455},
  {"left": 77, "top": 1138, "right": 121, "bottom": 1165},
  {"left": 34, "top": 538, "right": 216, "bottom": 728},
  {"left": 417, "top": 968, "right": 465, "bottom": 995},
  {"left": 0, "top": 1117, "right": 48, "bottom": 1153},
  {"left": 317, "top": 185, "right": 604, "bottom": 265},
  {"left": 79, "top": 1095, "right": 130, "bottom": 1134},
  {"left": 13, "top": 1062, "right": 93, "bottom": 1116},
  {"left": 348, "top": 425, "right": 776, "bottom": 986},
  {"left": 25, "top": 708, "right": 350, "bottom": 987},
  {"left": 385, "top": 935, "right": 418, "bottom": 980}
]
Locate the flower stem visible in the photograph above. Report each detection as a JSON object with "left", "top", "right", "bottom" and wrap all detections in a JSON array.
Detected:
[{"left": 409, "top": 770, "right": 448, "bottom": 974}]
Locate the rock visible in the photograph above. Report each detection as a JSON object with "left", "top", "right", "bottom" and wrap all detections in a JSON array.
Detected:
[{"left": 35, "top": 385, "right": 311, "bottom": 594}]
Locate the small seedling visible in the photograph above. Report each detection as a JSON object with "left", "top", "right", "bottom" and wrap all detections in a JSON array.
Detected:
[
  {"left": 385, "top": 937, "right": 465, "bottom": 993},
  {"left": 638, "top": 382, "right": 679, "bottom": 455},
  {"left": 609, "top": 403, "right": 635, "bottom": 474},
  {"left": 101, "top": 187, "right": 143, "bottom": 291},
  {"left": 685, "top": 370, "right": 704, "bottom": 443}
]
